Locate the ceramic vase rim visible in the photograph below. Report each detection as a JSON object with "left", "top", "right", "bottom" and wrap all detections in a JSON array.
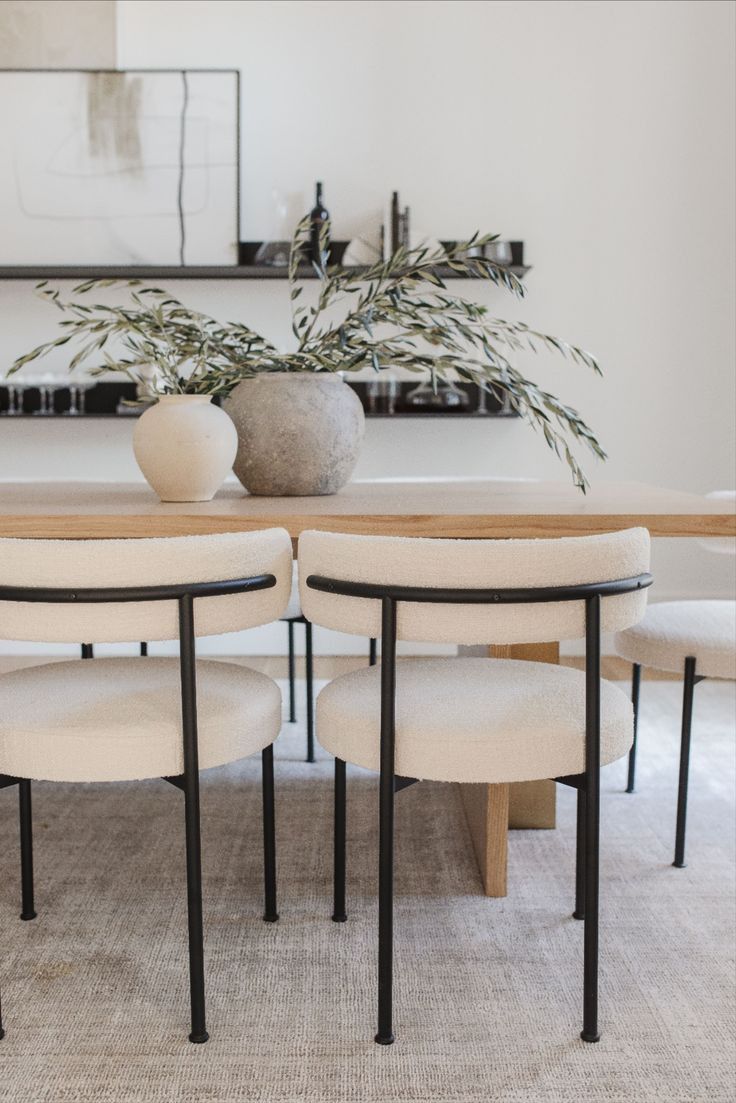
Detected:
[
  {"left": 155, "top": 393, "right": 213, "bottom": 404},
  {"left": 242, "top": 372, "right": 344, "bottom": 383}
]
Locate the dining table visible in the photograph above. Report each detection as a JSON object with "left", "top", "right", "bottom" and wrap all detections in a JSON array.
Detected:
[{"left": 1, "top": 476, "right": 734, "bottom": 898}]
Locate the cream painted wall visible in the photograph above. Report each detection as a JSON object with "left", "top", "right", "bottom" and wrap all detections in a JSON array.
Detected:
[
  {"left": 0, "top": 0, "right": 734, "bottom": 654},
  {"left": 0, "top": 0, "right": 115, "bottom": 66}
]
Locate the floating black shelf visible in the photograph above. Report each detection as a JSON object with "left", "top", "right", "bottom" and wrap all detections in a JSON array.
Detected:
[
  {"left": 0, "top": 242, "right": 529, "bottom": 282},
  {"left": 0, "top": 264, "right": 526, "bottom": 281},
  {"left": 0, "top": 380, "right": 517, "bottom": 420},
  {"left": 0, "top": 264, "right": 530, "bottom": 281}
]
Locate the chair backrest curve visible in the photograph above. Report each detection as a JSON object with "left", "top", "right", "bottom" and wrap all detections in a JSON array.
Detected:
[
  {"left": 298, "top": 528, "right": 651, "bottom": 645},
  {"left": 0, "top": 529, "right": 293, "bottom": 643}
]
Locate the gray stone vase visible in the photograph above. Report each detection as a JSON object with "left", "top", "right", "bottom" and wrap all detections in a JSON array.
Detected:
[{"left": 224, "top": 374, "right": 366, "bottom": 496}]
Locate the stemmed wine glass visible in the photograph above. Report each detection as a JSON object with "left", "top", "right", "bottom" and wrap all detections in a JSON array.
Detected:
[
  {"left": 475, "top": 383, "right": 489, "bottom": 416},
  {"left": 64, "top": 381, "right": 93, "bottom": 415},
  {"left": 4, "top": 383, "right": 23, "bottom": 415},
  {"left": 33, "top": 383, "right": 52, "bottom": 416}
]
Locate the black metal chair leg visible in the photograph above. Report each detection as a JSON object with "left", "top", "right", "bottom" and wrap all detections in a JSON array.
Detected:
[
  {"left": 19, "top": 779, "right": 37, "bottom": 921},
  {"left": 140, "top": 642, "right": 148, "bottom": 657},
  {"left": 287, "top": 620, "right": 296, "bottom": 723},
  {"left": 581, "top": 593, "right": 601, "bottom": 1043},
  {"left": 375, "top": 597, "right": 397, "bottom": 1046},
  {"left": 369, "top": 638, "right": 377, "bottom": 666},
  {"left": 262, "top": 745, "right": 279, "bottom": 922},
  {"left": 81, "top": 643, "right": 93, "bottom": 659},
  {"left": 179, "top": 594, "right": 208, "bottom": 1045},
  {"left": 581, "top": 772, "right": 600, "bottom": 1043},
  {"left": 573, "top": 786, "right": 586, "bottom": 921},
  {"left": 0, "top": 986, "right": 4, "bottom": 1040},
  {"left": 626, "top": 663, "right": 641, "bottom": 793},
  {"left": 332, "top": 758, "right": 347, "bottom": 922},
  {"left": 673, "top": 657, "right": 697, "bottom": 869},
  {"left": 305, "top": 620, "right": 315, "bottom": 763},
  {"left": 182, "top": 769, "right": 208, "bottom": 1043},
  {"left": 376, "top": 748, "right": 396, "bottom": 1046},
  {"left": 182, "top": 749, "right": 207, "bottom": 1043}
]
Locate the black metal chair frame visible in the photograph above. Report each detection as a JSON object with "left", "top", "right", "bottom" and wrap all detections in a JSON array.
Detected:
[
  {"left": 625, "top": 656, "right": 705, "bottom": 868},
  {"left": 0, "top": 572, "right": 279, "bottom": 1045},
  {"left": 307, "top": 569, "right": 653, "bottom": 1047},
  {"left": 283, "top": 615, "right": 316, "bottom": 762},
  {"left": 283, "top": 616, "right": 378, "bottom": 764}
]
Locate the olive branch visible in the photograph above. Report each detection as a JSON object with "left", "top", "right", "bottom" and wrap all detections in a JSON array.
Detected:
[
  {"left": 285, "top": 217, "right": 605, "bottom": 490},
  {"left": 7, "top": 217, "right": 605, "bottom": 489}
]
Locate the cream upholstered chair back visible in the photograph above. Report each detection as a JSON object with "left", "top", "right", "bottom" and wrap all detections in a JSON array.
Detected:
[
  {"left": 299, "top": 528, "right": 651, "bottom": 645},
  {"left": 0, "top": 529, "right": 293, "bottom": 643}
]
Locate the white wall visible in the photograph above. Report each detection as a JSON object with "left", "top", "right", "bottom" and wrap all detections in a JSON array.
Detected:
[
  {"left": 1, "top": 0, "right": 734, "bottom": 653},
  {"left": 0, "top": 0, "right": 115, "bottom": 66}
]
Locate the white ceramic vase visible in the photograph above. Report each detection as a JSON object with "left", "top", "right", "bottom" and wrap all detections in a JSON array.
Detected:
[{"left": 133, "top": 395, "right": 238, "bottom": 502}]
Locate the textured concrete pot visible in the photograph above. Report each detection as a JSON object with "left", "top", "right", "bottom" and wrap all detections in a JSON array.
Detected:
[
  {"left": 224, "top": 374, "right": 365, "bottom": 496},
  {"left": 133, "top": 394, "right": 237, "bottom": 502}
]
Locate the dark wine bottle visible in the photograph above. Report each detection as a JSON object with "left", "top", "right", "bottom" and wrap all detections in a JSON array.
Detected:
[
  {"left": 309, "top": 181, "right": 329, "bottom": 265},
  {"left": 390, "top": 190, "right": 400, "bottom": 254}
]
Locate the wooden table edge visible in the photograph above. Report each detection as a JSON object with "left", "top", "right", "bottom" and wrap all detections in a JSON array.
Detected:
[{"left": 1, "top": 512, "right": 734, "bottom": 540}]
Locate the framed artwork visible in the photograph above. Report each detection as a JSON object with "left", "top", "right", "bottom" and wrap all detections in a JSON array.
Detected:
[{"left": 0, "top": 69, "right": 240, "bottom": 267}]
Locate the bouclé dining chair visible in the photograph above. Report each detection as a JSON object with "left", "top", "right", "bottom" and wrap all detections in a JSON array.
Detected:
[
  {"left": 298, "top": 527, "right": 652, "bottom": 1047},
  {"left": 615, "top": 490, "right": 736, "bottom": 866},
  {"left": 281, "top": 563, "right": 316, "bottom": 762},
  {"left": 131, "top": 564, "right": 376, "bottom": 766},
  {"left": 281, "top": 564, "right": 378, "bottom": 761},
  {"left": 0, "top": 528, "right": 292, "bottom": 1044}
]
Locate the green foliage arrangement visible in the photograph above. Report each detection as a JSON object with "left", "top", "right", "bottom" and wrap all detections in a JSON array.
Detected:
[{"left": 9, "top": 217, "right": 605, "bottom": 489}]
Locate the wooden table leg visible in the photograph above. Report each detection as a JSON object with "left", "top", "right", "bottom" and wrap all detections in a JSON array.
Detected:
[
  {"left": 459, "top": 641, "right": 560, "bottom": 896},
  {"left": 459, "top": 782, "right": 510, "bottom": 897}
]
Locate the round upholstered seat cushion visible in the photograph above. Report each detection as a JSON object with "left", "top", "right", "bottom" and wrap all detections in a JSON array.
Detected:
[
  {"left": 615, "top": 601, "right": 736, "bottom": 679},
  {"left": 316, "top": 658, "right": 633, "bottom": 784},
  {"left": 0, "top": 658, "right": 282, "bottom": 783}
]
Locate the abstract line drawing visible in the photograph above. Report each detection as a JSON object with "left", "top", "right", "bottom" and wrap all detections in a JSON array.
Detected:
[{"left": 0, "top": 69, "right": 239, "bottom": 266}]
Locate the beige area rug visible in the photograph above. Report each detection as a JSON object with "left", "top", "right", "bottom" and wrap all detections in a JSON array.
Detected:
[{"left": 0, "top": 677, "right": 734, "bottom": 1102}]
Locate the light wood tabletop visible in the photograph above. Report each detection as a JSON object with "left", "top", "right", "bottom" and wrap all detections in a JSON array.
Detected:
[
  {"left": 0, "top": 477, "right": 734, "bottom": 540},
  {"left": 1, "top": 478, "right": 733, "bottom": 897}
]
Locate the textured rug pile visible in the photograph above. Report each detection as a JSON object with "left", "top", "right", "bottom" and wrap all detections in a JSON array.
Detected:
[{"left": 0, "top": 678, "right": 734, "bottom": 1102}]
